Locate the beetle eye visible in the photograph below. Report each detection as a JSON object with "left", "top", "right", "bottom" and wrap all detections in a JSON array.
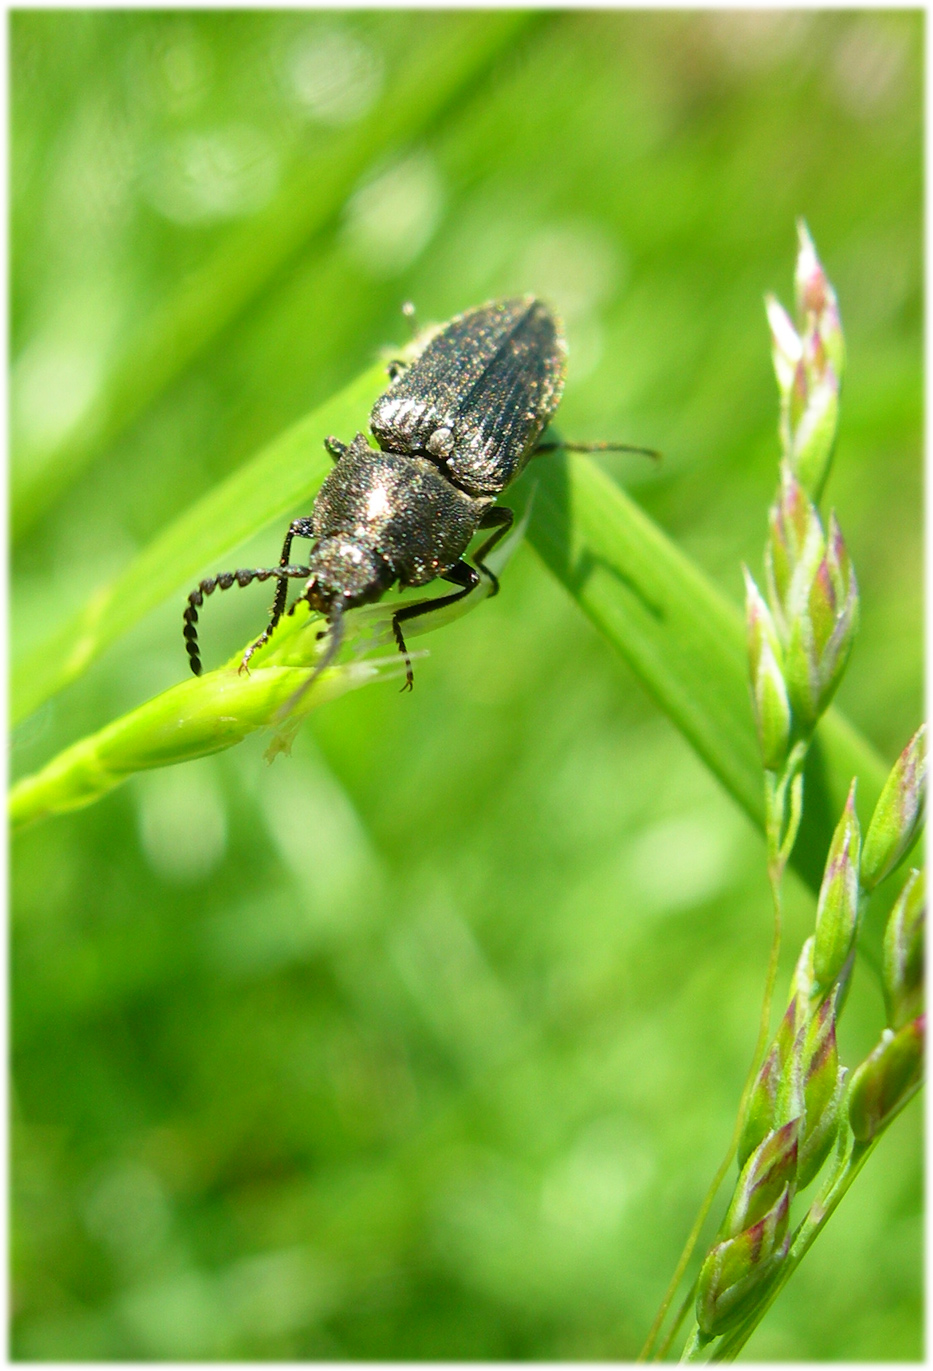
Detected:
[{"left": 427, "top": 426, "right": 454, "bottom": 458}]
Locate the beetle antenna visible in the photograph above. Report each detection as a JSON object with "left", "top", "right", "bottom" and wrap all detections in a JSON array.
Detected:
[{"left": 183, "top": 564, "right": 311, "bottom": 677}]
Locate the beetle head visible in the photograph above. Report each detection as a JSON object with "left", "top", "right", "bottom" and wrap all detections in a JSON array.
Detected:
[{"left": 304, "top": 536, "right": 391, "bottom": 618}]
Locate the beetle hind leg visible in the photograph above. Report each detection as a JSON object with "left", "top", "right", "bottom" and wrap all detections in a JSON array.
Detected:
[
  {"left": 471, "top": 505, "right": 514, "bottom": 597},
  {"left": 534, "top": 437, "right": 660, "bottom": 461},
  {"left": 390, "top": 560, "right": 480, "bottom": 691}
]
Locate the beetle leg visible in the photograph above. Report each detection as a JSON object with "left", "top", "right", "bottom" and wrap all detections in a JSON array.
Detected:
[
  {"left": 534, "top": 437, "right": 660, "bottom": 461},
  {"left": 324, "top": 436, "right": 348, "bottom": 462},
  {"left": 386, "top": 359, "right": 408, "bottom": 382},
  {"left": 471, "top": 505, "right": 514, "bottom": 597},
  {"left": 264, "top": 517, "right": 317, "bottom": 646},
  {"left": 184, "top": 564, "right": 311, "bottom": 677},
  {"left": 391, "top": 560, "right": 480, "bottom": 692},
  {"left": 242, "top": 516, "right": 318, "bottom": 676}
]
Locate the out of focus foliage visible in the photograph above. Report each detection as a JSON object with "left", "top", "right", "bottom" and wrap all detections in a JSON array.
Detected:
[{"left": 11, "top": 11, "right": 921, "bottom": 1359}]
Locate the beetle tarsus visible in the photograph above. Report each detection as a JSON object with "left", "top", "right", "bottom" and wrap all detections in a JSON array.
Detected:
[{"left": 391, "top": 616, "right": 414, "bottom": 691}]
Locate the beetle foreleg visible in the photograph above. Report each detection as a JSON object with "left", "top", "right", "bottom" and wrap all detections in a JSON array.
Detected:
[
  {"left": 266, "top": 517, "right": 316, "bottom": 642},
  {"left": 391, "top": 560, "right": 480, "bottom": 692}
]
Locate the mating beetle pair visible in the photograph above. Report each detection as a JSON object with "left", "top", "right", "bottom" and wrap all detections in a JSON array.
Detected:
[{"left": 183, "top": 296, "right": 646, "bottom": 692}]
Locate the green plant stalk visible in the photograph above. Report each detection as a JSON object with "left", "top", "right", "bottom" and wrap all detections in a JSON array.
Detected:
[
  {"left": 639, "top": 1125, "right": 742, "bottom": 1361},
  {"left": 655, "top": 1283, "right": 699, "bottom": 1361},
  {"left": 678, "top": 843, "right": 921, "bottom": 1362},
  {"left": 11, "top": 10, "right": 537, "bottom": 540},
  {"left": 9, "top": 663, "right": 333, "bottom": 828},
  {"left": 642, "top": 755, "right": 803, "bottom": 1362}
]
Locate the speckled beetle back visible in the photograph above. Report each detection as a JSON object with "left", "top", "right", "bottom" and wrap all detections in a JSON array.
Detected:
[{"left": 370, "top": 296, "right": 566, "bottom": 497}]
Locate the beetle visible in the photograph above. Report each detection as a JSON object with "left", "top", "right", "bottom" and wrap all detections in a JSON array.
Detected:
[{"left": 182, "top": 296, "right": 646, "bottom": 693}]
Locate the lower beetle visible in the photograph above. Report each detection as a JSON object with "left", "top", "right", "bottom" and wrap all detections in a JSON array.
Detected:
[{"left": 183, "top": 296, "right": 649, "bottom": 692}]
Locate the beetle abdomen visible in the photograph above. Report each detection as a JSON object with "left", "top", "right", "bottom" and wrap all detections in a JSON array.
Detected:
[{"left": 370, "top": 296, "right": 566, "bottom": 497}]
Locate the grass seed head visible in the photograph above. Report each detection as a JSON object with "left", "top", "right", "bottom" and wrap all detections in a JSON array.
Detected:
[
  {"left": 813, "top": 781, "right": 861, "bottom": 989},
  {"left": 848, "top": 1016, "right": 925, "bottom": 1144},
  {"left": 882, "top": 868, "right": 924, "bottom": 1031},
  {"left": 861, "top": 723, "right": 926, "bottom": 892},
  {"left": 696, "top": 1186, "right": 792, "bottom": 1337}
]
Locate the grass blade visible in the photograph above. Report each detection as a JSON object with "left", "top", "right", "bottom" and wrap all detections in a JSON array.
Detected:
[
  {"left": 11, "top": 11, "right": 537, "bottom": 540},
  {"left": 524, "top": 452, "right": 888, "bottom": 894},
  {"left": 12, "top": 364, "right": 388, "bottom": 725}
]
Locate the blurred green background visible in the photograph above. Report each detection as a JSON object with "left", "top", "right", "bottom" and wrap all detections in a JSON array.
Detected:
[{"left": 10, "top": 10, "right": 922, "bottom": 1360}]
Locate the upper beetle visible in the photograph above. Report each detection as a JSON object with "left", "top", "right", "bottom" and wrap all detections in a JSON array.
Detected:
[{"left": 183, "top": 296, "right": 567, "bottom": 690}]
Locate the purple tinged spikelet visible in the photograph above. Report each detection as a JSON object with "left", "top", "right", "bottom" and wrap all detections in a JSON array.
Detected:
[
  {"left": 765, "top": 224, "right": 845, "bottom": 499},
  {"left": 738, "top": 997, "right": 798, "bottom": 1168},
  {"left": 766, "top": 294, "right": 802, "bottom": 399},
  {"left": 788, "top": 935, "right": 816, "bottom": 1008},
  {"left": 814, "top": 513, "right": 859, "bottom": 689},
  {"left": 790, "top": 368, "right": 840, "bottom": 501},
  {"left": 696, "top": 1186, "right": 792, "bottom": 1336},
  {"left": 744, "top": 569, "right": 791, "bottom": 770},
  {"left": 795, "top": 221, "right": 828, "bottom": 318},
  {"left": 882, "top": 868, "right": 925, "bottom": 1031},
  {"left": 768, "top": 478, "right": 858, "bottom": 732},
  {"left": 765, "top": 465, "right": 824, "bottom": 644},
  {"left": 724, "top": 1118, "right": 800, "bottom": 1238},
  {"left": 813, "top": 781, "right": 861, "bottom": 989},
  {"left": 861, "top": 724, "right": 927, "bottom": 893},
  {"left": 795, "top": 220, "right": 845, "bottom": 381},
  {"left": 795, "top": 994, "right": 844, "bottom": 1187},
  {"left": 848, "top": 1015, "right": 925, "bottom": 1143},
  {"left": 787, "top": 518, "right": 858, "bottom": 728}
]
